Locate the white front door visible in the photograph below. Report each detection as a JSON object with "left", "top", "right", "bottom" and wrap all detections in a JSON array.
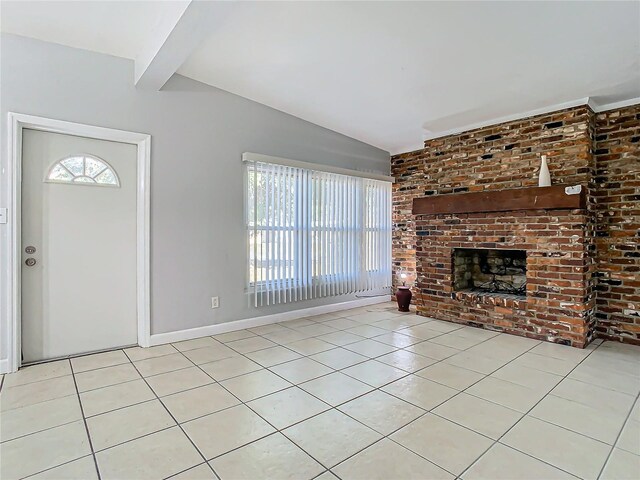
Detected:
[{"left": 21, "top": 129, "right": 138, "bottom": 363}]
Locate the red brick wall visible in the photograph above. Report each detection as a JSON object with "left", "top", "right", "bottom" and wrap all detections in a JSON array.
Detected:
[
  {"left": 594, "top": 105, "right": 640, "bottom": 345},
  {"left": 415, "top": 211, "right": 593, "bottom": 347},
  {"left": 392, "top": 104, "right": 639, "bottom": 346}
]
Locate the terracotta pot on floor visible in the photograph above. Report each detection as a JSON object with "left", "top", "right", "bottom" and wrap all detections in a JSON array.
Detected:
[{"left": 396, "top": 286, "right": 412, "bottom": 312}]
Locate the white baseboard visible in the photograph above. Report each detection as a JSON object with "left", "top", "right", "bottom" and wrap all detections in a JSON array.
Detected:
[
  {"left": 149, "top": 296, "right": 391, "bottom": 346},
  {"left": 0, "top": 358, "right": 10, "bottom": 375}
]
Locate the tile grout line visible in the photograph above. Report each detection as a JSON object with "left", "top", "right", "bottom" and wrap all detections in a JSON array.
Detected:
[
  {"left": 68, "top": 358, "right": 103, "bottom": 480},
  {"left": 4, "top": 306, "right": 636, "bottom": 480},
  {"left": 457, "top": 339, "right": 608, "bottom": 479},
  {"left": 169, "top": 341, "right": 339, "bottom": 475},
  {"left": 595, "top": 386, "right": 640, "bottom": 479},
  {"left": 121, "top": 349, "right": 222, "bottom": 480}
]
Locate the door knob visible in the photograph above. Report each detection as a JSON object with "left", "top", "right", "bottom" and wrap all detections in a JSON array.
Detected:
[
  {"left": 25, "top": 258, "right": 36, "bottom": 267},
  {"left": 25, "top": 246, "right": 36, "bottom": 254}
]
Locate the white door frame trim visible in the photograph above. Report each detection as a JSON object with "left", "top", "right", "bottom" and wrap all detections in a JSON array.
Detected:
[{"left": 4, "top": 113, "right": 151, "bottom": 373}]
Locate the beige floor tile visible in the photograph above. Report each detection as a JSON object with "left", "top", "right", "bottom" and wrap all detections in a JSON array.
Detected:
[
  {"left": 466, "top": 377, "right": 545, "bottom": 413},
  {"left": 371, "top": 332, "right": 423, "bottom": 348},
  {"left": 96, "top": 426, "right": 202, "bottom": 480},
  {"left": 396, "top": 325, "right": 444, "bottom": 340},
  {"left": 424, "top": 320, "right": 466, "bottom": 334},
  {"left": 182, "top": 344, "right": 237, "bottom": 365},
  {"left": 1, "top": 375, "right": 77, "bottom": 411},
  {"left": 3, "top": 360, "right": 71, "bottom": 388},
  {"left": 74, "top": 363, "right": 141, "bottom": 392},
  {"left": 315, "top": 471, "right": 339, "bottom": 480},
  {"left": 569, "top": 364, "right": 640, "bottom": 396},
  {"left": 450, "top": 326, "right": 500, "bottom": 342},
  {"left": 227, "top": 336, "right": 277, "bottom": 353},
  {"left": 169, "top": 463, "right": 217, "bottom": 479},
  {"left": 133, "top": 353, "right": 193, "bottom": 377},
  {"left": 124, "top": 344, "right": 177, "bottom": 362},
  {"left": 344, "top": 311, "right": 396, "bottom": 324},
  {"left": 286, "top": 338, "right": 336, "bottom": 355},
  {"left": 502, "top": 416, "right": 611, "bottom": 479},
  {"left": 210, "top": 433, "right": 324, "bottom": 480},
  {"left": 212, "top": 329, "right": 256, "bottom": 343},
  {"left": 294, "top": 323, "right": 339, "bottom": 337},
  {"left": 183, "top": 404, "right": 275, "bottom": 459},
  {"left": 146, "top": 366, "right": 213, "bottom": 397},
  {"left": 0, "top": 420, "right": 91, "bottom": 479},
  {"left": 80, "top": 379, "right": 156, "bottom": 417},
  {"left": 199, "top": 355, "right": 262, "bottom": 381},
  {"left": 270, "top": 357, "right": 333, "bottom": 384},
  {"left": 262, "top": 329, "right": 311, "bottom": 344},
  {"left": 248, "top": 387, "right": 330, "bottom": 428},
  {"left": 283, "top": 410, "right": 382, "bottom": 468},
  {"left": 382, "top": 374, "right": 457, "bottom": 410},
  {"left": 300, "top": 372, "right": 373, "bottom": 406},
  {"left": 432, "top": 393, "right": 522, "bottom": 440},
  {"left": 333, "top": 438, "right": 453, "bottom": 480},
  {"left": 1, "top": 394, "right": 82, "bottom": 442},
  {"left": 492, "top": 363, "right": 563, "bottom": 391},
  {"left": 71, "top": 350, "right": 129, "bottom": 373},
  {"left": 245, "top": 345, "right": 302, "bottom": 367},
  {"left": 551, "top": 378, "right": 636, "bottom": 415},
  {"left": 417, "top": 362, "right": 485, "bottom": 390},
  {"left": 529, "top": 341, "right": 593, "bottom": 362},
  {"left": 391, "top": 413, "right": 493, "bottom": 475},
  {"left": 430, "top": 333, "right": 486, "bottom": 350},
  {"left": 462, "top": 443, "right": 575, "bottom": 480},
  {"left": 87, "top": 399, "right": 175, "bottom": 450},
  {"left": 317, "top": 331, "right": 366, "bottom": 346},
  {"left": 617, "top": 419, "right": 640, "bottom": 455},
  {"left": 249, "top": 323, "right": 289, "bottom": 335},
  {"left": 509, "top": 352, "right": 578, "bottom": 376},
  {"left": 443, "top": 351, "right": 508, "bottom": 374},
  {"left": 172, "top": 337, "right": 219, "bottom": 352},
  {"left": 343, "top": 339, "right": 397, "bottom": 358},
  {"left": 601, "top": 448, "right": 640, "bottom": 480},
  {"left": 530, "top": 394, "right": 627, "bottom": 444},
  {"left": 322, "top": 318, "right": 362, "bottom": 330},
  {"left": 221, "top": 369, "right": 291, "bottom": 401},
  {"left": 345, "top": 325, "right": 389, "bottom": 338},
  {"left": 162, "top": 383, "right": 239, "bottom": 423},
  {"left": 310, "top": 348, "right": 368, "bottom": 369},
  {"left": 28, "top": 455, "right": 98, "bottom": 479},
  {"left": 279, "top": 317, "right": 317, "bottom": 328},
  {"left": 377, "top": 349, "right": 439, "bottom": 372},
  {"left": 342, "top": 360, "right": 408, "bottom": 387},
  {"left": 338, "top": 390, "right": 424, "bottom": 435},
  {"left": 406, "top": 341, "right": 461, "bottom": 360}
]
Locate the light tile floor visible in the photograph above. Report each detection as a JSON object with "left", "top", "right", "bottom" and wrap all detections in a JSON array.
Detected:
[{"left": 1, "top": 302, "right": 639, "bottom": 480}]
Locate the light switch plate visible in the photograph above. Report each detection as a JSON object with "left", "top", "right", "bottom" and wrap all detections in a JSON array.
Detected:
[{"left": 0, "top": 207, "right": 7, "bottom": 224}]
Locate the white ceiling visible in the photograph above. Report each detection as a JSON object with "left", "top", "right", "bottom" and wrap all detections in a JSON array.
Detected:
[{"left": 2, "top": 1, "right": 639, "bottom": 154}]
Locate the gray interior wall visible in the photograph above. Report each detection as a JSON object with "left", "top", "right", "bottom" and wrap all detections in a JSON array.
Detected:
[{"left": 0, "top": 34, "right": 390, "bottom": 360}]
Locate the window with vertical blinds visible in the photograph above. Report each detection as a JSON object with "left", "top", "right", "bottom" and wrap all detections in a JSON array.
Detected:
[{"left": 245, "top": 156, "right": 392, "bottom": 307}]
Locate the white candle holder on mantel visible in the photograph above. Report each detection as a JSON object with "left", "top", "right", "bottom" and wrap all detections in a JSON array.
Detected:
[{"left": 538, "top": 154, "right": 551, "bottom": 187}]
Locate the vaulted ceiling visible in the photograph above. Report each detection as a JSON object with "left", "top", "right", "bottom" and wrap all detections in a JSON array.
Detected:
[{"left": 2, "top": 1, "right": 639, "bottom": 153}]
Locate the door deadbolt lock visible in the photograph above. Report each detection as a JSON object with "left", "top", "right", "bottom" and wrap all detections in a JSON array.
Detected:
[
  {"left": 25, "top": 258, "right": 36, "bottom": 267},
  {"left": 25, "top": 246, "right": 36, "bottom": 254}
]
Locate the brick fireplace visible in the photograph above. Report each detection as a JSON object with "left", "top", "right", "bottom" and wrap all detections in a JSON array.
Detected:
[
  {"left": 392, "top": 103, "right": 640, "bottom": 348},
  {"left": 415, "top": 207, "right": 593, "bottom": 347}
]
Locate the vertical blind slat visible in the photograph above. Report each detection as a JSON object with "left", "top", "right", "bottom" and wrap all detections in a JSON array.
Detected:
[{"left": 246, "top": 161, "right": 391, "bottom": 306}]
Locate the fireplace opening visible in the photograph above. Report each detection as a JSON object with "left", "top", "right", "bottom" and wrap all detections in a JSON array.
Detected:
[{"left": 453, "top": 248, "right": 527, "bottom": 298}]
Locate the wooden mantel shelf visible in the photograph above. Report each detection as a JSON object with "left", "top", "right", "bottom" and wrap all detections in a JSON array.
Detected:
[{"left": 412, "top": 185, "right": 586, "bottom": 215}]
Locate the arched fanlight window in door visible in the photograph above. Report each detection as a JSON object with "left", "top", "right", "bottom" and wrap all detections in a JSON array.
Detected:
[{"left": 45, "top": 155, "right": 120, "bottom": 187}]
